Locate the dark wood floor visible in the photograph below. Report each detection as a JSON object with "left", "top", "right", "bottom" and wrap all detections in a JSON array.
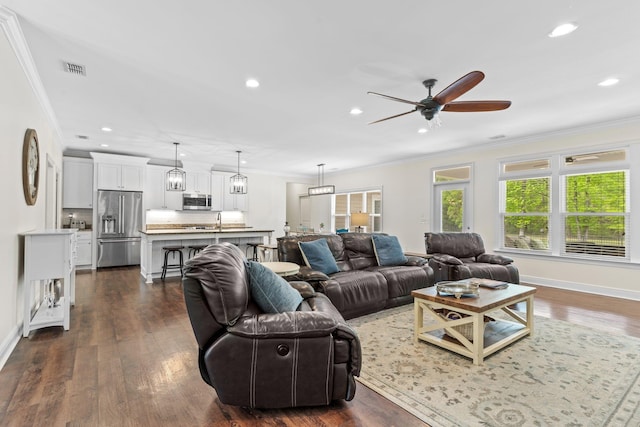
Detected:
[{"left": 1, "top": 268, "right": 639, "bottom": 426}]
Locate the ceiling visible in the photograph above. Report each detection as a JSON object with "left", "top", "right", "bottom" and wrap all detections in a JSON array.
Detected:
[{"left": 4, "top": 1, "right": 640, "bottom": 177}]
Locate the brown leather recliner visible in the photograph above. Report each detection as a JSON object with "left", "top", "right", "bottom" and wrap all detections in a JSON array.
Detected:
[
  {"left": 182, "top": 242, "right": 361, "bottom": 408},
  {"left": 425, "top": 232, "right": 520, "bottom": 284}
]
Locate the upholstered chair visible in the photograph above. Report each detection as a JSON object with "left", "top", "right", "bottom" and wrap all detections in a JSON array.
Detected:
[
  {"left": 182, "top": 242, "right": 361, "bottom": 408},
  {"left": 425, "top": 232, "right": 519, "bottom": 284}
]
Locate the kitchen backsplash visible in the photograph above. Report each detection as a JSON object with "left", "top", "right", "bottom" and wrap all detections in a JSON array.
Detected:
[
  {"left": 145, "top": 210, "right": 245, "bottom": 228},
  {"left": 62, "top": 208, "right": 93, "bottom": 229}
]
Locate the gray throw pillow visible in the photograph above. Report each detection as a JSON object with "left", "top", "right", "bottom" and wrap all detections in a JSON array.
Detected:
[{"left": 246, "top": 261, "right": 303, "bottom": 313}]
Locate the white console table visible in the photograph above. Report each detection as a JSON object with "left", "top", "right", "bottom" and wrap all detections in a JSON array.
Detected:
[{"left": 22, "top": 229, "right": 77, "bottom": 337}]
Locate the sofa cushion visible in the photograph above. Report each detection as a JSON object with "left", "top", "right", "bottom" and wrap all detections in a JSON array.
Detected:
[
  {"left": 246, "top": 261, "right": 303, "bottom": 313},
  {"left": 372, "top": 234, "right": 408, "bottom": 266},
  {"left": 299, "top": 238, "right": 340, "bottom": 275},
  {"left": 318, "top": 270, "right": 387, "bottom": 319},
  {"left": 369, "top": 265, "right": 431, "bottom": 299}
]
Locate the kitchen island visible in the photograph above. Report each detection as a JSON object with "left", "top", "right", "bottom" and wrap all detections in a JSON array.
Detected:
[{"left": 140, "top": 228, "right": 274, "bottom": 283}]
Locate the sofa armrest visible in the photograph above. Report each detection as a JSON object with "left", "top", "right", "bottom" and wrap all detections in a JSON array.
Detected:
[
  {"left": 296, "top": 266, "right": 331, "bottom": 282},
  {"left": 477, "top": 253, "right": 513, "bottom": 265},
  {"left": 404, "top": 255, "right": 428, "bottom": 266},
  {"left": 227, "top": 311, "right": 339, "bottom": 339},
  {"left": 288, "top": 280, "right": 316, "bottom": 299},
  {"left": 431, "top": 254, "right": 464, "bottom": 265},
  {"left": 334, "top": 324, "right": 362, "bottom": 376}
]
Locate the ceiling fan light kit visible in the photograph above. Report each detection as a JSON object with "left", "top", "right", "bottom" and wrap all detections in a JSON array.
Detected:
[{"left": 368, "top": 71, "right": 511, "bottom": 125}]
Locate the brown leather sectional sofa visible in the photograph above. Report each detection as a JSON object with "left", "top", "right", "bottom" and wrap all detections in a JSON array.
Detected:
[{"left": 277, "top": 232, "right": 435, "bottom": 319}]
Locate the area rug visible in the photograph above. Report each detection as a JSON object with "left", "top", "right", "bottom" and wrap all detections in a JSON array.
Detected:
[{"left": 348, "top": 305, "right": 640, "bottom": 427}]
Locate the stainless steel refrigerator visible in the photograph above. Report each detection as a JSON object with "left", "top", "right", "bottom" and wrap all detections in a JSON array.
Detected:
[{"left": 96, "top": 190, "right": 143, "bottom": 267}]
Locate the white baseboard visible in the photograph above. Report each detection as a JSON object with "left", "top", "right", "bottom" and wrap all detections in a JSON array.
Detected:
[
  {"left": 0, "top": 325, "right": 22, "bottom": 371},
  {"left": 521, "top": 275, "right": 640, "bottom": 301}
]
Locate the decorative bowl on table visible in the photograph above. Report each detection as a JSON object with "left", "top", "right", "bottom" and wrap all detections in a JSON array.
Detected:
[{"left": 436, "top": 281, "right": 480, "bottom": 299}]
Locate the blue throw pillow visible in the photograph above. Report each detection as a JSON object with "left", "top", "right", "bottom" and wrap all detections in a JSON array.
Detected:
[
  {"left": 372, "top": 234, "right": 408, "bottom": 266},
  {"left": 298, "top": 238, "right": 340, "bottom": 275},
  {"left": 246, "top": 261, "right": 303, "bottom": 313}
]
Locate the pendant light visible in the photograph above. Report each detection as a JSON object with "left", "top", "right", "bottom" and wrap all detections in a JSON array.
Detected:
[
  {"left": 308, "top": 163, "right": 335, "bottom": 196},
  {"left": 166, "top": 142, "right": 186, "bottom": 191},
  {"left": 230, "top": 150, "right": 247, "bottom": 194}
]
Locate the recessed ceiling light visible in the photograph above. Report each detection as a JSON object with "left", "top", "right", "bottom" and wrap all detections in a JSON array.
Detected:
[
  {"left": 179, "top": 153, "right": 186, "bottom": 157},
  {"left": 245, "top": 79, "right": 260, "bottom": 88},
  {"left": 350, "top": 108, "right": 363, "bottom": 115},
  {"left": 548, "top": 23, "right": 578, "bottom": 38},
  {"left": 598, "top": 78, "right": 619, "bottom": 87},
  {"left": 101, "top": 127, "right": 112, "bottom": 132},
  {"left": 418, "top": 128, "right": 428, "bottom": 134},
  {"left": 100, "top": 144, "right": 109, "bottom": 147}
]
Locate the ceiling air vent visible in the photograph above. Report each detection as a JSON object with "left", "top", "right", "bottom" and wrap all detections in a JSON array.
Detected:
[
  {"left": 76, "top": 135, "right": 89, "bottom": 140},
  {"left": 64, "top": 62, "right": 86, "bottom": 76}
]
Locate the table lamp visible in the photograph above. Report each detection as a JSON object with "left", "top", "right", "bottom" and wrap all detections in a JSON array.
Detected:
[{"left": 351, "top": 212, "right": 369, "bottom": 233}]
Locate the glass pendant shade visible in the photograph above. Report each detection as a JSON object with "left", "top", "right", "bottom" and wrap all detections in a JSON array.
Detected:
[
  {"left": 166, "top": 142, "right": 186, "bottom": 191},
  {"left": 230, "top": 150, "right": 247, "bottom": 194}
]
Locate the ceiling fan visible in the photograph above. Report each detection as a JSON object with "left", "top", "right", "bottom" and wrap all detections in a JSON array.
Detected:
[{"left": 367, "top": 70, "right": 511, "bottom": 124}]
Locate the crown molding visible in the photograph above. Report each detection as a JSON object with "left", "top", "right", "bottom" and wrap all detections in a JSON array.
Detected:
[{"left": 0, "top": 7, "right": 64, "bottom": 144}]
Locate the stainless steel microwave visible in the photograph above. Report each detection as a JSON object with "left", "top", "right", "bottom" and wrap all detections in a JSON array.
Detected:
[{"left": 182, "top": 193, "right": 212, "bottom": 210}]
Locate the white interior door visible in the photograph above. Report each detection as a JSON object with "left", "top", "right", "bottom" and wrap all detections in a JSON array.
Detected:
[
  {"left": 299, "top": 195, "right": 311, "bottom": 230},
  {"left": 45, "top": 155, "right": 59, "bottom": 228}
]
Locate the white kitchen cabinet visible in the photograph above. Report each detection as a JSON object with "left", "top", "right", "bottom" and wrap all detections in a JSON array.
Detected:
[
  {"left": 96, "top": 163, "right": 144, "bottom": 191},
  {"left": 91, "top": 153, "right": 149, "bottom": 191},
  {"left": 63, "top": 157, "right": 93, "bottom": 208},
  {"left": 211, "top": 173, "right": 224, "bottom": 211},
  {"left": 76, "top": 231, "right": 92, "bottom": 267},
  {"left": 22, "top": 229, "right": 77, "bottom": 337},
  {"left": 145, "top": 165, "right": 182, "bottom": 210},
  {"left": 212, "top": 171, "right": 248, "bottom": 211},
  {"left": 185, "top": 171, "right": 211, "bottom": 194}
]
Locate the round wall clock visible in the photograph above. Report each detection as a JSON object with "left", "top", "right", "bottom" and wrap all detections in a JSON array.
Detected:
[{"left": 22, "top": 128, "right": 40, "bottom": 206}]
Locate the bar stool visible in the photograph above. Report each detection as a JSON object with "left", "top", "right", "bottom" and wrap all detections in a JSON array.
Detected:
[
  {"left": 161, "top": 245, "right": 184, "bottom": 280},
  {"left": 258, "top": 244, "right": 278, "bottom": 262},
  {"left": 188, "top": 244, "right": 208, "bottom": 258},
  {"left": 246, "top": 242, "right": 260, "bottom": 261}
]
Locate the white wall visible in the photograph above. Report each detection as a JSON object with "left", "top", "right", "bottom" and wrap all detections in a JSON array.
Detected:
[
  {"left": 326, "top": 119, "right": 640, "bottom": 300},
  {"left": 1, "top": 10, "right": 63, "bottom": 368}
]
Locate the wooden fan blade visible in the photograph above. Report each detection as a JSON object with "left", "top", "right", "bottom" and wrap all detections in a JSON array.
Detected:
[
  {"left": 442, "top": 100, "right": 511, "bottom": 112},
  {"left": 368, "top": 109, "right": 417, "bottom": 124},
  {"left": 368, "top": 92, "right": 425, "bottom": 107},
  {"left": 433, "top": 71, "right": 485, "bottom": 105}
]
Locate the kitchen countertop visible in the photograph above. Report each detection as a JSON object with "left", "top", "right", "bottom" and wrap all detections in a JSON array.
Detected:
[{"left": 140, "top": 228, "right": 274, "bottom": 235}]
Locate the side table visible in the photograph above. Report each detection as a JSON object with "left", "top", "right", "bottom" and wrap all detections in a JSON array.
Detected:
[{"left": 260, "top": 261, "right": 300, "bottom": 277}]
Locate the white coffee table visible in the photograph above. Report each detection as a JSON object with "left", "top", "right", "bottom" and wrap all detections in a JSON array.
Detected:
[{"left": 412, "top": 282, "right": 536, "bottom": 365}]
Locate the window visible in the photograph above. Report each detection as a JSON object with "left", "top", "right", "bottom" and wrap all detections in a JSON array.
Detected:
[
  {"left": 432, "top": 165, "right": 472, "bottom": 232},
  {"left": 332, "top": 189, "right": 382, "bottom": 232},
  {"left": 502, "top": 177, "right": 550, "bottom": 250},
  {"left": 562, "top": 171, "right": 627, "bottom": 257},
  {"left": 499, "top": 148, "right": 630, "bottom": 260}
]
